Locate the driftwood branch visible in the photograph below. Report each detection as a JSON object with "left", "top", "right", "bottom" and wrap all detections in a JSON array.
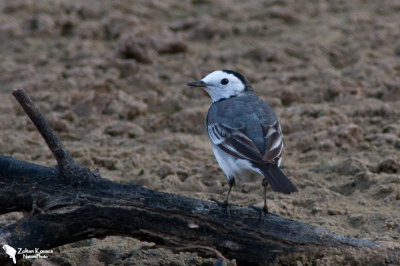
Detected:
[
  {"left": 11, "top": 88, "right": 95, "bottom": 186},
  {"left": 0, "top": 89, "right": 399, "bottom": 265},
  {"left": 12, "top": 89, "right": 76, "bottom": 171}
]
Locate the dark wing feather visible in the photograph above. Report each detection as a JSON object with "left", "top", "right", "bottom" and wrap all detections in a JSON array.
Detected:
[
  {"left": 208, "top": 123, "right": 264, "bottom": 163},
  {"left": 261, "top": 121, "right": 283, "bottom": 164},
  {"left": 208, "top": 121, "right": 284, "bottom": 165}
]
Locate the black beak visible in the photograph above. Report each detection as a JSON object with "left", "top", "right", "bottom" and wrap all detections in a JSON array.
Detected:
[{"left": 187, "top": 80, "right": 207, "bottom": 87}]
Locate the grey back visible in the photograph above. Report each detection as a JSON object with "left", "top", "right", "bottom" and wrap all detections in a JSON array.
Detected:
[{"left": 206, "top": 91, "right": 278, "bottom": 154}]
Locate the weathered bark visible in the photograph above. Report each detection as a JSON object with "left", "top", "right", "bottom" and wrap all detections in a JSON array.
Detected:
[{"left": 0, "top": 89, "right": 399, "bottom": 265}]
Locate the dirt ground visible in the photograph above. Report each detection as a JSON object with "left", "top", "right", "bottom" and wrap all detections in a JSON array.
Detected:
[{"left": 1, "top": 0, "right": 399, "bottom": 265}]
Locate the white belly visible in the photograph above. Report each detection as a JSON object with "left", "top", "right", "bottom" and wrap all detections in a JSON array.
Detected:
[{"left": 212, "top": 144, "right": 262, "bottom": 182}]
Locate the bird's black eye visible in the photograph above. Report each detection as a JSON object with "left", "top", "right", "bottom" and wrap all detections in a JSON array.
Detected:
[{"left": 221, "top": 78, "right": 229, "bottom": 85}]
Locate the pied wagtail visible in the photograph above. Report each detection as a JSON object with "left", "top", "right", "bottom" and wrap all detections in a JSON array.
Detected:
[{"left": 188, "top": 69, "right": 298, "bottom": 213}]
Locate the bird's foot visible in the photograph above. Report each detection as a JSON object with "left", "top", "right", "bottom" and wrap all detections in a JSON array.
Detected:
[
  {"left": 209, "top": 197, "right": 232, "bottom": 217},
  {"left": 208, "top": 197, "right": 225, "bottom": 206},
  {"left": 249, "top": 205, "right": 268, "bottom": 221}
]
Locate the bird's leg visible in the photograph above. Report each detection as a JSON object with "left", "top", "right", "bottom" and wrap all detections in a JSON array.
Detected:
[
  {"left": 224, "top": 178, "right": 235, "bottom": 216},
  {"left": 209, "top": 178, "right": 235, "bottom": 217},
  {"left": 262, "top": 178, "right": 269, "bottom": 214},
  {"left": 224, "top": 178, "right": 235, "bottom": 206},
  {"left": 249, "top": 178, "right": 269, "bottom": 220}
]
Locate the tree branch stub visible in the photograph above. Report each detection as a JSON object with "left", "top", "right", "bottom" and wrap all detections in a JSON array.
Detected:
[{"left": 11, "top": 88, "right": 95, "bottom": 185}]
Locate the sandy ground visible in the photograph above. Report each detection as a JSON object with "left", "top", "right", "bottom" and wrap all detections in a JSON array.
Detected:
[{"left": 0, "top": 0, "right": 399, "bottom": 265}]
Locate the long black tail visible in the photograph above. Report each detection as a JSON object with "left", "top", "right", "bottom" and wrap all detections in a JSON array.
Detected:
[{"left": 255, "top": 163, "right": 298, "bottom": 194}]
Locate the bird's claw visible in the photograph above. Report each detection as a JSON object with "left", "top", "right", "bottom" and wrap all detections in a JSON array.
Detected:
[
  {"left": 249, "top": 205, "right": 268, "bottom": 221},
  {"left": 209, "top": 197, "right": 232, "bottom": 217},
  {"left": 208, "top": 197, "right": 225, "bottom": 206}
]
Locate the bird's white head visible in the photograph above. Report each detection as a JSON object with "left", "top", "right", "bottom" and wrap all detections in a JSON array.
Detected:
[{"left": 187, "top": 70, "right": 250, "bottom": 102}]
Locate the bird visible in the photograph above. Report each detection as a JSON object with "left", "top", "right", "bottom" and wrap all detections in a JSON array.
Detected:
[{"left": 187, "top": 69, "right": 298, "bottom": 214}]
